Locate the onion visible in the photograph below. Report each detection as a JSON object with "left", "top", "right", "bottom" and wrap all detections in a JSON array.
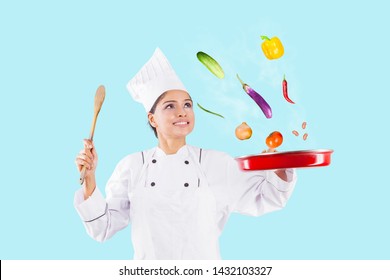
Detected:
[{"left": 235, "top": 122, "right": 252, "bottom": 140}]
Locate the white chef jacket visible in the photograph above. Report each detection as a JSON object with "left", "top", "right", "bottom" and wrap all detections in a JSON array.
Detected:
[{"left": 74, "top": 145, "right": 297, "bottom": 259}]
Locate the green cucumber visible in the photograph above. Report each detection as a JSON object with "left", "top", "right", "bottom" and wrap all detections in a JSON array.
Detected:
[{"left": 197, "top": 51, "right": 225, "bottom": 79}]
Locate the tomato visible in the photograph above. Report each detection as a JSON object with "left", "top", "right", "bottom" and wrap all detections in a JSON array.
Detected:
[{"left": 266, "top": 131, "right": 283, "bottom": 149}]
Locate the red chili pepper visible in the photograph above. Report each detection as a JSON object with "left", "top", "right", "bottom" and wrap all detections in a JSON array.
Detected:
[{"left": 282, "top": 74, "right": 295, "bottom": 104}]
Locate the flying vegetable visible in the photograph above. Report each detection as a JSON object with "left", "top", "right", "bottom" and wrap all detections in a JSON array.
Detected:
[
  {"left": 197, "top": 103, "right": 224, "bottom": 119},
  {"left": 266, "top": 131, "right": 283, "bottom": 149},
  {"left": 260, "top": 35, "right": 284, "bottom": 60},
  {"left": 197, "top": 51, "right": 225, "bottom": 79},
  {"left": 236, "top": 74, "right": 272, "bottom": 119},
  {"left": 282, "top": 74, "right": 295, "bottom": 104}
]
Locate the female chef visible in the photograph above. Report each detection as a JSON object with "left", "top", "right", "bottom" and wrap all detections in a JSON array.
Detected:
[{"left": 74, "top": 48, "right": 297, "bottom": 260}]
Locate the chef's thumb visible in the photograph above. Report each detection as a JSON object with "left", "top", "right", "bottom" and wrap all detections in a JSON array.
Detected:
[{"left": 83, "top": 139, "right": 93, "bottom": 149}]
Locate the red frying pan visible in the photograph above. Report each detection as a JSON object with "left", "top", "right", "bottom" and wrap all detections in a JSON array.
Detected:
[{"left": 235, "top": 149, "right": 334, "bottom": 170}]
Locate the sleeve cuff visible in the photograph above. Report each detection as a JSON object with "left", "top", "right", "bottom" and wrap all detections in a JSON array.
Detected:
[
  {"left": 265, "top": 168, "right": 297, "bottom": 192},
  {"left": 73, "top": 187, "right": 107, "bottom": 222}
]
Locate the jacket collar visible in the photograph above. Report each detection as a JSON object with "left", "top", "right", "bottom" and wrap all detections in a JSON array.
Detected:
[{"left": 154, "top": 145, "right": 189, "bottom": 158}]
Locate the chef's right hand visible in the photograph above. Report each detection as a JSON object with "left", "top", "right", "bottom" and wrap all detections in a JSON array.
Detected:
[{"left": 75, "top": 139, "right": 98, "bottom": 179}]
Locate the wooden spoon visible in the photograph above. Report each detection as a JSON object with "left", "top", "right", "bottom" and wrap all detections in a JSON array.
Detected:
[{"left": 79, "top": 85, "right": 106, "bottom": 185}]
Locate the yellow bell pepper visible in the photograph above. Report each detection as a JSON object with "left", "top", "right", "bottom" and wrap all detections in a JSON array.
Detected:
[{"left": 260, "top": 35, "right": 284, "bottom": 60}]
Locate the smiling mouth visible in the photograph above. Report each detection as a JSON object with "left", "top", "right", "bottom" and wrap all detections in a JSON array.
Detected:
[{"left": 173, "top": 121, "right": 190, "bottom": 126}]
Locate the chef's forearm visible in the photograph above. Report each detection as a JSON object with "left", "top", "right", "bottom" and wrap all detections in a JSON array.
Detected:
[{"left": 83, "top": 175, "right": 97, "bottom": 200}]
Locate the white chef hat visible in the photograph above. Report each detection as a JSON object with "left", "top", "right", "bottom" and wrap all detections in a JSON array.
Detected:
[{"left": 126, "top": 47, "right": 187, "bottom": 112}]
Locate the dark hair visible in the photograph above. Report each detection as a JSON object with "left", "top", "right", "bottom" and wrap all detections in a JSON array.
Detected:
[{"left": 148, "top": 91, "right": 168, "bottom": 138}]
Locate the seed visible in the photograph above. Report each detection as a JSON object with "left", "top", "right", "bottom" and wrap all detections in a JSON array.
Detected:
[
  {"left": 292, "top": 130, "right": 299, "bottom": 136},
  {"left": 302, "top": 121, "right": 307, "bottom": 129},
  {"left": 303, "top": 133, "right": 308, "bottom": 141}
]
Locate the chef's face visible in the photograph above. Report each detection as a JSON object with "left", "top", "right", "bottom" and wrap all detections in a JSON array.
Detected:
[{"left": 148, "top": 90, "right": 195, "bottom": 140}]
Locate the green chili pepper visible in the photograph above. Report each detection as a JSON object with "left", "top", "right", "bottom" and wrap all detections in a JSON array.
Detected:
[{"left": 197, "top": 103, "right": 224, "bottom": 119}]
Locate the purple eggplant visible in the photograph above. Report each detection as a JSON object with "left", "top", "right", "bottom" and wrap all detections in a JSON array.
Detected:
[{"left": 236, "top": 74, "right": 272, "bottom": 119}]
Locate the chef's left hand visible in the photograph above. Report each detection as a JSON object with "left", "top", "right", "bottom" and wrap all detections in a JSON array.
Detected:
[
  {"left": 261, "top": 148, "right": 288, "bottom": 181},
  {"left": 273, "top": 169, "right": 288, "bottom": 181}
]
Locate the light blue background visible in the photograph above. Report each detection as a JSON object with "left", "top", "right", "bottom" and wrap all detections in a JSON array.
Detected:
[{"left": 1, "top": 0, "right": 389, "bottom": 260}]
